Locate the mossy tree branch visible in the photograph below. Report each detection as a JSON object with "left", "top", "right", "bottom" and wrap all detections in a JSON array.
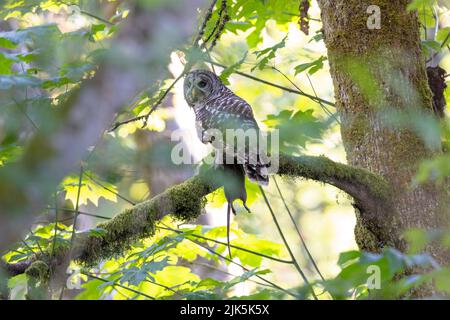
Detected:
[{"left": 2, "top": 154, "right": 391, "bottom": 276}]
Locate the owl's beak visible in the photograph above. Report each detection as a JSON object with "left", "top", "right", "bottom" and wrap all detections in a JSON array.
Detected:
[{"left": 190, "top": 87, "right": 199, "bottom": 102}]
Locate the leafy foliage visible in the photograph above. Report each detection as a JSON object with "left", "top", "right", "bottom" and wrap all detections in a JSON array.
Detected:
[
  {"left": 0, "top": 0, "right": 449, "bottom": 302},
  {"left": 74, "top": 218, "right": 286, "bottom": 300},
  {"left": 263, "top": 109, "right": 326, "bottom": 153},
  {"left": 61, "top": 172, "right": 118, "bottom": 207},
  {"left": 294, "top": 56, "right": 327, "bottom": 75},
  {"left": 252, "top": 35, "right": 287, "bottom": 71}
]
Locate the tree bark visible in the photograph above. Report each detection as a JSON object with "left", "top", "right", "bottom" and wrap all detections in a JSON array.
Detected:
[{"left": 317, "top": 1, "right": 449, "bottom": 265}]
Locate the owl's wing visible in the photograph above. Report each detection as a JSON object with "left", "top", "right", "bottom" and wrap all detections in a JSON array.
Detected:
[
  {"left": 207, "top": 93, "right": 259, "bottom": 131},
  {"left": 205, "top": 93, "right": 265, "bottom": 169}
]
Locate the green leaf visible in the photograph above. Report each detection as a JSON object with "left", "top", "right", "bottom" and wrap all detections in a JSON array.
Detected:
[
  {"left": 294, "top": 56, "right": 327, "bottom": 75},
  {"left": 119, "top": 257, "right": 170, "bottom": 287},
  {"left": 407, "top": 0, "right": 435, "bottom": 11},
  {"left": 0, "top": 74, "right": 42, "bottom": 89},
  {"left": 120, "top": 266, "right": 151, "bottom": 286},
  {"left": 220, "top": 52, "right": 247, "bottom": 85},
  {"left": 231, "top": 235, "right": 285, "bottom": 267},
  {"left": 0, "top": 24, "right": 60, "bottom": 48},
  {"left": 415, "top": 154, "right": 450, "bottom": 185},
  {"left": 403, "top": 228, "right": 429, "bottom": 254},
  {"left": 421, "top": 40, "right": 442, "bottom": 56},
  {"left": 225, "top": 21, "right": 252, "bottom": 34},
  {"left": 60, "top": 62, "right": 95, "bottom": 82},
  {"left": 337, "top": 250, "right": 361, "bottom": 268},
  {"left": 88, "top": 228, "right": 107, "bottom": 239},
  {"left": 223, "top": 268, "right": 271, "bottom": 291},
  {"left": 436, "top": 27, "right": 450, "bottom": 46},
  {"left": 61, "top": 171, "right": 118, "bottom": 207},
  {"left": 196, "top": 278, "right": 223, "bottom": 289},
  {"left": 0, "top": 144, "right": 22, "bottom": 166},
  {"left": 263, "top": 109, "right": 326, "bottom": 153},
  {"left": 142, "top": 257, "right": 170, "bottom": 275},
  {"left": 309, "top": 32, "right": 323, "bottom": 43},
  {"left": 251, "top": 35, "right": 287, "bottom": 71},
  {"left": 0, "top": 52, "right": 18, "bottom": 74}
]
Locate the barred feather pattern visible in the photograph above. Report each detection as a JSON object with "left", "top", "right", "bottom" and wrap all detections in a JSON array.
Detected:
[{"left": 184, "top": 70, "right": 269, "bottom": 190}]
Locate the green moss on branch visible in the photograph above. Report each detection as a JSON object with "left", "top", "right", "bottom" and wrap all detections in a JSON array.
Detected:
[
  {"left": 25, "top": 260, "right": 50, "bottom": 300},
  {"left": 6, "top": 154, "right": 391, "bottom": 271},
  {"left": 278, "top": 154, "right": 391, "bottom": 201},
  {"left": 75, "top": 173, "right": 217, "bottom": 265}
]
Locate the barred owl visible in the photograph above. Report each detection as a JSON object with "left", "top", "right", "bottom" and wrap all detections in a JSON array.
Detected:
[{"left": 184, "top": 69, "right": 269, "bottom": 256}]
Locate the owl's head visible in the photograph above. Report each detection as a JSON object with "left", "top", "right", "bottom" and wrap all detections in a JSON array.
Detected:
[{"left": 184, "top": 70, "right": 221, "bottom": 106}]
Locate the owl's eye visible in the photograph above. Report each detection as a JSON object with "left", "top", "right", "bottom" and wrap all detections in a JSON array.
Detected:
[{"left": 197, "top": 80, "right": 207, "bottom": 88}]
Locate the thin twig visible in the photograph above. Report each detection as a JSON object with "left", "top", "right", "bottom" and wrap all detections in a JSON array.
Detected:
[
  {"left": 143, "top": 279, "right": 184, "bottom": 298},
  {"left": 60, "top": 165, "right": 84, "bottom": 300},
  {"left": 207, "top": 60, "right": 335, "bottom": 107},
  {"left": 60, "top": 1, "right": 114, "bottom": 26},
  {"left": 51, "top": 194, "right": 59, "bottom": 257},
  {"left": 186, "top": 237, "right": 299, "bottom": 298},
  {"left": 203, "top": 0, "right": 226, "bottom": 47},
  {"left": 83, "top": 272, "right": 155, "bottom": 300},
  {"left": 109, "top": 72, "right": 185, "bottom": 132},
  {"left": 27, "top": 228, "right": 45, "bottom": 256},
  {"left": 45, "top": 207, "right": 112, "bottom": 221},
  {"left": 11, "top": 98, "right": 39, "bottom": 131},
  {"left": 158, "top": 225, "right": 293, "bottom": 264},
  {"left": 191, "top": 261, "right": 276, "bottom": 289},
  {"left": 83, "top": 172, "right": 135, "bottom": 205},
  {"left": 193, "top": 0, "right": 219, "bottom": 47},
  {"left": 273, "top": 176, "right": 325, "bottom": 281},
  {"left": 21, "top": 240, "right": 36, "bottom": 255},
  {"left": 271, "top": 66, "right": 339, "bottom": 123},
  {"left": 304, "top": 73, "right": 340, "bottom": 124},
  {"left": 258, "top": 185, "right": 318, "bottom": 300},
  {"left": 79, "top": 10, "right": 114, "bottom": 26}
]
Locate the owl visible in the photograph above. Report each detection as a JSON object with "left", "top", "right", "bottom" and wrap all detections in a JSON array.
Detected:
[{"left": 184, "top": 69, "right": 269, "bottom": 256}]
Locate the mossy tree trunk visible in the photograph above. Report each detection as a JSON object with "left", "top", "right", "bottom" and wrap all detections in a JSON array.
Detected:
[{"left": 317, "top": 1, "right": 449, "bottom": 266}]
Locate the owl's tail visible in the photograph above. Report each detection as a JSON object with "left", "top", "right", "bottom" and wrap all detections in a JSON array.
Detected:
[
  {"left": 221, "top": 163, "right": 249, "bottom": 259},
  {"left": 222, "top": 163, "right": 248, "bottom": 206},
  {"left": 220, "top": 158, "right": 269, "bottom": 259}
]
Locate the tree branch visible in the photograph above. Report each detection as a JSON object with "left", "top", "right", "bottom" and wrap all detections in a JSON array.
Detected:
[{"left": 2, "top": 154, "right": 391, "bottom": 276}]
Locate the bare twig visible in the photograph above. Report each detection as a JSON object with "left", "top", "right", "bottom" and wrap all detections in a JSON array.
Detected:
[
  {"left": 271, "top": 66, "right": 339, "bottom": 123},
  {"left": 193, "top": 0, "right": 219, "bottom": 47},
  {"left": 158, "top": 225, "right": 293, "bottom": 264},
  {"left": 84, "top": 171, "right": 135, "bottom": 205},
  {"left": 186, "top": 237, "right": 299, "bottom": 298},
  {"left": 273, "top": 176, "right": 325, "bottom": 281},
  {"left": 83, "top": 272, "right": 156, "bottom": 300},
  {"left": 207, "top": 60, "right": 335, "bottom": 107},
  {"left": 258, "top": 186, "right": 318, "bottom": 300},
  {"left": 60, "top": 165, "right": 84, "bottom": 300},
  {"left": 109, "top": 72, "right": 185, "bottom": 132},
  {"left": 205, "top": 0, "right": 229, "bottom": 50}
]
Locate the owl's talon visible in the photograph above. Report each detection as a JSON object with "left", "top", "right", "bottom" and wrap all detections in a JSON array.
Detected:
[{"left": 230, "top": 203, "right": 237, "bottom": 216}]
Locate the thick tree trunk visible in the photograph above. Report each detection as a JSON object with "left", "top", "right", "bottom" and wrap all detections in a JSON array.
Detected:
[{"left": 317, "top": 0, "right": 449, "bottom": 265}]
